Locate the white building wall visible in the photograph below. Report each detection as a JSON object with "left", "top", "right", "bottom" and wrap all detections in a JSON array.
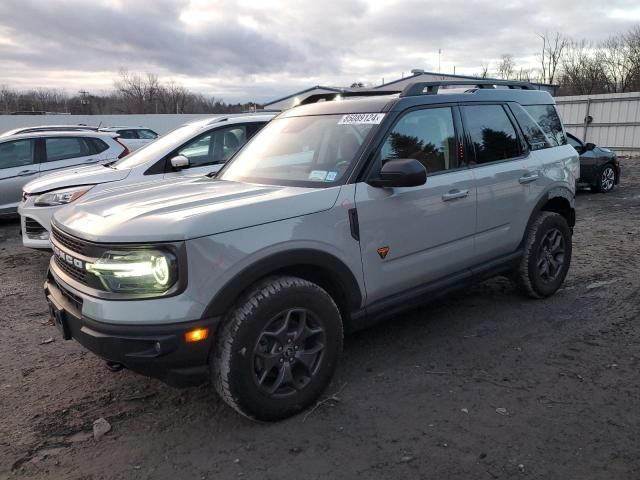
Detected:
[
  {"left": 0, "top": 114, "right": 222, "bottom": 136},
  {"left": 555, "top": 92, "right": 640, "bottom": 156}
]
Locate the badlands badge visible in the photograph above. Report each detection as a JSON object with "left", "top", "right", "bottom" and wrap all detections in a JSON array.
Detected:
[{"left": 377, "top": 246, "right": 390, "bottom": 259}]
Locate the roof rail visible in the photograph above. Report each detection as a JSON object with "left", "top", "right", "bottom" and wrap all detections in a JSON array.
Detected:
[
  {"left": 399, "top": 80, "right": 537, "bottom": 97},
  {"left": 300, "top": 89, "right": 401, "bottom": 106}
]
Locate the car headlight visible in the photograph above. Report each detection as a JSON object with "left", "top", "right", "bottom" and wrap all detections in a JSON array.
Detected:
[
  {"left": 86, "top": 249, "right": 177, "bottom": 294},
  {"left": 34, "top": 186, "right": 93, "bottom": 207}
]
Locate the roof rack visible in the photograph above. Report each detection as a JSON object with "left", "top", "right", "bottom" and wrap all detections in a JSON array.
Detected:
[
  {"left": 400, "top": 80, "right": 537, "bottom": 97},
  {"left": 300, "top": 89, "right": 400, "bottom": 106}
]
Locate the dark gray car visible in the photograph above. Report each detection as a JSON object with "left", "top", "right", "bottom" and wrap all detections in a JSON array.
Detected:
[{"left": 568, "top": 133, "right": 620, "bottom": 193}]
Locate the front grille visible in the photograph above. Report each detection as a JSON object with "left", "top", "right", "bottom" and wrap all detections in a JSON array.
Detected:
[
  {"left": 54, "top": 255, "right": 87, "bottom": 284},
  {"left": 24, "top": 217, "right": 47, "bottom": 236},
  {"left": 53, "top": 276, "right": 83, "bottom": 312},
  {"left": 52, "top": 227, "right": 89, "bottom": 255}
]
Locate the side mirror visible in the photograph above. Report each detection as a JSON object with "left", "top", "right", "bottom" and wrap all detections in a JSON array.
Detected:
[
  {"left": 170, "top": 155, "right": 189, "bottom": 169},
  {"left": 585, "top": 142, "right": 596, "bottom": 151},
  {"left": 367, "top": 158, "right": 427, "bottom": 188}
]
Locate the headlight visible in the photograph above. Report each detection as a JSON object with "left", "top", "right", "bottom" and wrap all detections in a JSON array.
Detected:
[
  {"left": 34, "top": 186, "right": 93, "bottom": 207},
  {"left": 86, "top": 249, "right": 178, "bottom": 294}
]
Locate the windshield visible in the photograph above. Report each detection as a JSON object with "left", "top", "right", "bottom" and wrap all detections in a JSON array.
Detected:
[
  {"left": 112, "top": 124, "right": 199, "bottom": 169},
  {"left": 219, "top": 114, "right": 380, "bottom": 186}
]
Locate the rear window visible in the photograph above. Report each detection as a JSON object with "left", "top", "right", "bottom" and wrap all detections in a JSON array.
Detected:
[
  {"left": 137, "top": 129, "right": 158, "bottom": 139},
  {"left": 523, "top": 105, "right": 566, "bottom": 147}
]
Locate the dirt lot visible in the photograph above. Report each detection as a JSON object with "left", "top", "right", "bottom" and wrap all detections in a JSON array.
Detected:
[{"left": 1, "top": 160, "right": 639, "bottom": 480}]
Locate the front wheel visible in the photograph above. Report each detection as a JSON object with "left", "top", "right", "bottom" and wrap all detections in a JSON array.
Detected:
[
  {"left": 513, "top": 212, "right": 572, "bottom": 299},
  {"left": 211, "top": 276, "right": 343, "bottom": 421},
  {"left": 595, "top": 164, "right": 617, "bottom": 193}
]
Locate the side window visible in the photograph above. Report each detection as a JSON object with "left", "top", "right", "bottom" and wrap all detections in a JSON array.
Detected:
[
  {"left": 380, "top": 107, "right": 457, "bottom": 174},
  {"left": 88, "top": 138, "right": 109, "bottom": 154},
  {"left": 462, "top": 105, "right": 523, "bottom": 164},
  {"left": 137, "top": 129, "right": 158, "bottom": 139},
  {"left": 0, "top": 139, "right": 34, "bottom": 169},
  {"left": 44, "top": 137, "right": 91, "bottom": 162},
  {"left": 567, "top": 134, "right": 583, "bottom": 150},
  {"left": 523, "top": 105, "right": 567, "bottom": 146},
  {"left": 177, "top": 126, "right": 249, "bottom": 167},
  {"left": 117, "top": 129, "right": 138, "bottom": 139},
  {"left": 509, "top": 103, "right": 551, "bottom": 150}
]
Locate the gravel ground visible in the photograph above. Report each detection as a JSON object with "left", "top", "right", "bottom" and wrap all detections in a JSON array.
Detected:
[{"left": 1, "top": 160, "right": 639, "bottom": 480}]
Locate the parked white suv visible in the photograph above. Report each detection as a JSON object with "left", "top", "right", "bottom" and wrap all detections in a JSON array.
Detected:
[
  {"left": 19, "top": 114, "right": 274, "bottom": 248},
  {"left": 1, "top": 130, "right": 127, "bottom": 216},
  {"left": 98, "top": 127, "right": 160, "bottom": 151}
]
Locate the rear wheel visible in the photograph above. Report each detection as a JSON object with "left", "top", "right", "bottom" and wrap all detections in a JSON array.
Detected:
[
  {"left": 595, "top": 164, "right": 616, "bottom": 193},
  {"left": 212, "top": 276, "right": 343, "bottom": 421},
  {"left": 513, "top": 212, "right": 572, "bottom": 299}
]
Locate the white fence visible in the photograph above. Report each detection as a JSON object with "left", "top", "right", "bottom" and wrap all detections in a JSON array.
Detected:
[
  {"left": 555, "top": 92, "right": 640, "bottom": 156},
  {"left": 0, "top": 114, "right": 221, "bottom": 136}
]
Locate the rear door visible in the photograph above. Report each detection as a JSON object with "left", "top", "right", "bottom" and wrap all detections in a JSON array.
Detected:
[
  {"left": 39, "top": 136, "right": 101, "bottom": 176},
  {"left": 0, "top": 138, "right": 37, "bottom": 213},
  {"left": 355, "top": 106, "right": 477, "bottom": 304},
  {"left": 164, "top": 122, "right": 266, "bottom": 178},
  {"left": 462, "top": 104, "right": 544, "bottom": 262}
]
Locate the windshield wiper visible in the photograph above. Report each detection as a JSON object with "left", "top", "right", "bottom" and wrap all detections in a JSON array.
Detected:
[
  {"left": 103, "top": 161, "right": 117, "bottom": 169},
  {"left": 206, "top": 170, "right": 218, "bottom": 178}
]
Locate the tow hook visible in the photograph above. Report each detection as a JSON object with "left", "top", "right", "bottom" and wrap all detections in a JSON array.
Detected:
[{"left": 105, "top": 361, "right": 124, "bottom": 372}]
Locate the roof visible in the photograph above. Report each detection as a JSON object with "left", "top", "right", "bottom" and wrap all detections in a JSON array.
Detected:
[
  {"left": 376, "top": 70, "right": 557, "bottom": 90},
  {"left": 263, "top": 86, "right": 347, "bottom": 107},
  {"left": 2, "top": 130, "right": 119, "bottom": 141},
  {"left": 279, "top": 83, "right": 555, "bottom": 118}
]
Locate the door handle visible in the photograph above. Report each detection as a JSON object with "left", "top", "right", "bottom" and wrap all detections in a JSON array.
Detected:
[
  {"left": 442, "top": 189, "right": 470, "bottom": 201},
  {"left": 519, "top": 172, "right": 540, "bottom": 184},
  {"left": 17, "top": 169, "right": 38, "bottom": 176}
]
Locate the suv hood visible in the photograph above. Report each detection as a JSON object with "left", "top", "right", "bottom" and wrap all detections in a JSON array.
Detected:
[
  {"left": 53, "top": 177, "right": 341, "bottom": 242},
  {"left": 23, "top": 164, "right": 130, "bottom": 194}
]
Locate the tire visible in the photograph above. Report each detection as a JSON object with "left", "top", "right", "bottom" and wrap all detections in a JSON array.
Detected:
[
  {"left": 513, "top": 212, "right": 572, "bottom": 299},
  {"left": 211, "top": 276, "right": 343, "bottom": 421},
  {"left": 594, "top": 164, "right": 617, "bottom": 193}
]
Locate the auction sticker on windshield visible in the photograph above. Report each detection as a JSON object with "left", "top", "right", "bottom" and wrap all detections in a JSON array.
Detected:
[{"left": 338, "top": 113, "right": 385, "bottom": 125}]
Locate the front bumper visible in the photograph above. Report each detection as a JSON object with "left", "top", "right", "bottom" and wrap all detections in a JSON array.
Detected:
[
  {"left": 18, "top": 200, "right": 58, "bottom": 249},
  {"left": 45, "top": 272, "right": 221, "bottom": 387}
]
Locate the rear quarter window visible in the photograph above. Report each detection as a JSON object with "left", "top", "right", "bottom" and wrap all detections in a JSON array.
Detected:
[
  {"left": 88, "top": 138, "right": 109, "bottom": 154},
  {"left": 523, "top": 105, "right": 567, "bottom": 147},
  {"left": 509, "top": 104, "right": 552, "bottom": 150}
]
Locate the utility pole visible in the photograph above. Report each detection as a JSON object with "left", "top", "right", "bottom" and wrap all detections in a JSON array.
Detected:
[
  {"left": 438, "top": 49, "right": 441, "bottom": 73},
  {"left": 79, "top": 90, "right": 90, "bottom": 114}
]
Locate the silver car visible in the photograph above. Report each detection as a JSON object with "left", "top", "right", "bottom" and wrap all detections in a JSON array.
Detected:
[
  {"left": 0, "top": 130, "right": 127, "bottom": 216},
  {"left": 44, "top": 80, "right": 579, "bottom": 421}
]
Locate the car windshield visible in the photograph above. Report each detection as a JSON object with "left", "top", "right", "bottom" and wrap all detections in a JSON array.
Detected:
[
  {"left": 112, "top": 124, "right": 199, "bottom": 170},
  {"left": 219, "top": 114, "right": 380, "bottom": 187}
]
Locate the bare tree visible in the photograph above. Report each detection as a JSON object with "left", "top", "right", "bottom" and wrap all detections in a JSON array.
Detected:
[
  {"left": 537, "top": 32, "right": 567, "bottom": 84},
  {"left": 479, "top": 62, "right": 490, "bottom": 79},
  {"left": 496, "top": 54, "right": 515, "bottom": 79},
  {"left": 558, "top": 40, "right": 607, "bottom": 95}
]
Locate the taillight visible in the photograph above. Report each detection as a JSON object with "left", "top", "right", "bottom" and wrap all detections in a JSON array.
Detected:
[{"left": 116, "top": 139, "right": 130, "bottom": 158}]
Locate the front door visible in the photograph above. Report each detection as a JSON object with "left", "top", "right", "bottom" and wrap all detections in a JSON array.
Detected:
[
  {"left": 355, "top": 106, "right": 477, "bottom": 305},
  {"left": 0, "top": 138, "right": 37, "bottom": 214}
]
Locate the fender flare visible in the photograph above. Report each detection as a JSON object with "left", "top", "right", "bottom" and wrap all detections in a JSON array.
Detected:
[
  {"left": 202, "top": 249, "right": 363, "bottom": 318},
  {"left": 521, "top": 187, "right": 576, "bottom": 246}
]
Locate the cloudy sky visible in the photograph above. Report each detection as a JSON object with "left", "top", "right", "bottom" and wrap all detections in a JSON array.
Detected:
[{"left": 1, "top": 0, "right": 639, "bottom": 103}]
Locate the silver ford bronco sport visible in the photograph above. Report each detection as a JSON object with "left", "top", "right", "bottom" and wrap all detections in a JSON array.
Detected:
[{"left": 45, "top": 80, "right": 579, "bottom": 420}]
